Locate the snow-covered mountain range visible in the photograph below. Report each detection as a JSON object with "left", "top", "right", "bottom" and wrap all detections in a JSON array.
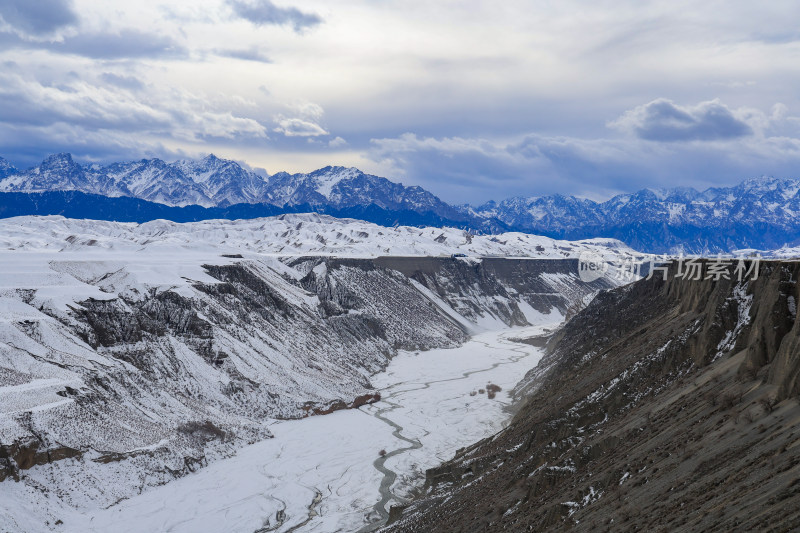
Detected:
[
  {"left": 0, "top": 153, "right": 463, "bottom": 215},
  {"left": 465, "top": 176, "right": 800, "bottom": 252},
  {"left": 3, "top": 153, "right": 800, "bottom": 252}
]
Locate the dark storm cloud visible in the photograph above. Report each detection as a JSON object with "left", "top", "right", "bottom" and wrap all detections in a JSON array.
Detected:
[
  {"left": 99, "top": 72, "right": 145, "bottom": 91},
  {"left": 55, "top": 30, "right": 186, "bottom": 59},
  {"left": 0, "top": 28, "right": 186, "bottom": 60},
  {"left": 0, "top": 122, "right": 184, "bottom": 171},
  {"left": 368, "top": 133, "right": 660, "bottom": 202},
  {"left": 216, "top": 47, "right": 272, "bottom": 63},
  {"left": 227, "top": 0, "right": 322, "bottom": 32},
  {"left": 0, "top": 0, "right": 77, "bottom": 35},
  {"left": 367, "top": 133, "right": 565, "bottom": 203},
  {"left": 367, "top": 123, "right": 800, "bottom": 204},
  {"left": 612, "top": 99, "right": 753, "bottom": 142}
]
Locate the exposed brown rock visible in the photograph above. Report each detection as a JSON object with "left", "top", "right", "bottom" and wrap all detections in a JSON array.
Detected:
[
  {"left": 387, "top": 260, "right": 800, "bottom": 532},
  {"left": 300, "top": 392, "right": 382, "bottom": 417},
  {"left": 0, "top": 439, "right": 81, "bottom": 482},
  {"left": 486, "top": 384, "right": 502, "bottom": 399}
]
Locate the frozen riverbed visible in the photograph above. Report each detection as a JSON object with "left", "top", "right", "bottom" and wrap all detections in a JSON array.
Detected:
[{"left": 5, "top": 321, "right": 557, "bottom": 533}]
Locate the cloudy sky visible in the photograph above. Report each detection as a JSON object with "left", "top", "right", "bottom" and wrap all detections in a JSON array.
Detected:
[{"left": 2, "top": 0, "right": 800, "bottom": 203}]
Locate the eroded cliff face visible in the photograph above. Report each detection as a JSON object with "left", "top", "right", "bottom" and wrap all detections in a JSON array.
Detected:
[
  {"left": 0, "top": 256, "right": 603, "bottom": 510},
  {"left": 373, "top": 257, "right": 592, "bottom": 327},
  {"left": 387, "top": 260, "right": 800, "bottom": 532}
]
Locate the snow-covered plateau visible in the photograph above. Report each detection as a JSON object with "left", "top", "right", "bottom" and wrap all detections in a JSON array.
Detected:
[
  {"left": 0, "top": 213, "right": 636, "bottom": 259},
  {"left": 0, "top": 214, "right": 638, "bottom": 532}
]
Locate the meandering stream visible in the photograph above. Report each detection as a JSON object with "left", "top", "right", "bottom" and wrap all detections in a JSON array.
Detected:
[{"left": 357, "top": 332, "right": 541, "bottom": 531}]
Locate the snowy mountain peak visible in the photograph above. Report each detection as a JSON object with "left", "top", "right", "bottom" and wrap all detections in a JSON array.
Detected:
[
  {"left": 0, "top": 153, "right": 269, "bottom": 207},
  {"left": 310, "top": 166, "right": 362, "bottom": 198},
  {"left": 175, "top": 153, "right": 222, "bottom": 173},
  {"left": 662, "top": 186, "right": 701, "bottom": 202},
  {"left": 0, "top": 152, "right": 86, "bottom": 192},
  {"left": 39, "top": 152, "right": 82, "bottom": 176},
  {"left": 42, "top": 152, "right": 76, "bottom": 165},
  {"left": 174, "top": 153, "right": 247, "bottom": 184},
  {"left": 0, "top": 156, "right": 17, "bottom": 179},
  {"left": 741, "top": 175, "right": 779, "bottom": 187}
]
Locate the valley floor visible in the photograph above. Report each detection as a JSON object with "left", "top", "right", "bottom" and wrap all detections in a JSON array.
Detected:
[{"left": 1, "top": 322, "right": 558, "bottom": 533}]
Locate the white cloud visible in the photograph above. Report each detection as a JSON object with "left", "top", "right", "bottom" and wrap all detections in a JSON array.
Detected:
[
  {"left": 0, "top": 68, "right": 269, "bottom": 166},
  {"left": 226, "top": 0, "right": 322, "bottom": 32},
  {"left": 272, "top": 101, "right": 329, "bottom": 137},
  {"left": 328, "top": 136, "right": 347, "bottom": 147},
  {"left": 273, "top": 117, "right": 328, "bottom": 137}
]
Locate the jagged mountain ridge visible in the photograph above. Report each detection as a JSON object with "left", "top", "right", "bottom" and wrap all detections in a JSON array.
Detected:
[{"left": 0, "top": 153, "right": 244, "bottom": 207}]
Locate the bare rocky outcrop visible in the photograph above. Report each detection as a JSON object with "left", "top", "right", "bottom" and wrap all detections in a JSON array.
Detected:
[
  {"left": 0, "top": 439, "right": 81, "bottom": 482},
  {"left": 387, "top": 260, "right": 800, "bottom": 532},
  {"left": 373, "top": 257, "right": 597, "bottom": 326}
]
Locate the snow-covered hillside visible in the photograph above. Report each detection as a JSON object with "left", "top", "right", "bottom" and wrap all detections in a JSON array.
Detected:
[
  {"left": 745, "top": 244, "right": 800, "bottom": 258},
  {"left": 0, "top": 214, "right": 634, "bottom": 526}
]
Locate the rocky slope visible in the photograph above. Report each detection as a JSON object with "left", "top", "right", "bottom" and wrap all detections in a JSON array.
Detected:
[
  {"left": 0, "top": 217, "right": 617, "bottom": 519},
  {"left": 386, "top": 260, "right": 800, "bottom": 532}
]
